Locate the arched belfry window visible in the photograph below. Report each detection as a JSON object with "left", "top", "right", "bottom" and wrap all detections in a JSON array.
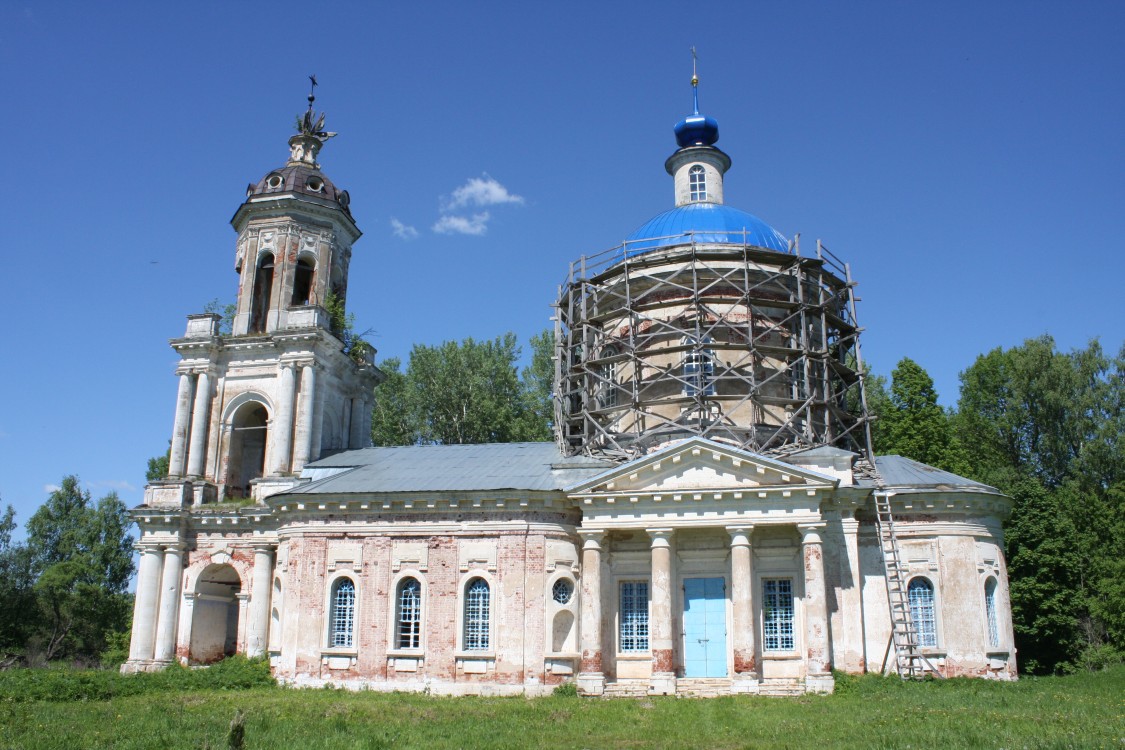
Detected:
[
  {"left": 329, "top": 578, "right": 356, "bottom": 648},
  {"left": 250, "top": 253, "right": 275, "bottom": 333},
  {"left": 689, "top": 165, "right": 707, "bottom": 202},
  {"left": 291, "top": 257, "right": 315, "bottom": 306}
]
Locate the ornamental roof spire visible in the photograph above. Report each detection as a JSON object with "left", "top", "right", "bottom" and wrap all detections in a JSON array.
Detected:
[{"left": 288, "top": 75, "right": 337, "bottom": 168}]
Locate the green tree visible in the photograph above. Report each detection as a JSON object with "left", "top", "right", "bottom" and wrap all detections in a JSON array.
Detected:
[
  {"left": 24, "top": 477, "right": 135, "bottom": 663},
  {"left": 146, "top": 442, "right": 171, "bottom": 482},
  {"left": 370, "top": 357, "right": 415, "bottom": 446},
  {"left": 955, "top": 337, "right": 1123, "bottom": 673},
  {"left": 516, "top": 329, "right": 555, "bottom": 442},
  {"left": 879, "top": 357, "right": 971, "bottom": 475},
  {"left": 371, "top": 332, "right": 553, "bottom": 446},
  {"left": 0, "top": 504, "right": 35, "bottom": 665}
]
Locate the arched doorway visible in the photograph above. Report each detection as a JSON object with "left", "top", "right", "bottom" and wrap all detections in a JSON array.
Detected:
[
  {"left": 189, "top": 564, "right": 242, "bottom": 663},
  {"left": 226, "top": 402, "right": 268, "bottom": 499}
]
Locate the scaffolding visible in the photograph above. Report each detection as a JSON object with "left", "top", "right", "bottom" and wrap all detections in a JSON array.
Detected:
[{"left": 554, "top": 231, "right": 873, "bottom": 459}]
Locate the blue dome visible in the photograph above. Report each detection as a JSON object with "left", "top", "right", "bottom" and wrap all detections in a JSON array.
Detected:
[
  {"left": 624, "top": 203, "right": 789, "bottom": 255},
  {"left": 674, "top": 113, "right": 719, "bottom": 147}
]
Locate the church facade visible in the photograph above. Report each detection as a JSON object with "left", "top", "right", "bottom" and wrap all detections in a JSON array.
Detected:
[{"left": 123, "top": 80, "right": 1017, "bottom": 695}]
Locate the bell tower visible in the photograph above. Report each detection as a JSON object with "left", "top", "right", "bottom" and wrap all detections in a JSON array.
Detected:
[{"left": 145, "top": 84, "right": 380, "bottom": 507}]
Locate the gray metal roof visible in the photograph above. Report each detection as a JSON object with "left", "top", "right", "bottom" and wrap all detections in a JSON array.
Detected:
[
  {"left": 869, "top": 455, "right": 1001, "bottom": 494},
  {"left": 289, "top": 442, "right": 614, "bottom": 495}
]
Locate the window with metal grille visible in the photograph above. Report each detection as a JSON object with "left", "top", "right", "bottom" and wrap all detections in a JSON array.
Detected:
[
  {"left": 329, "top": 578, "right": 356, "bottom": 648},
  {"left": 908, "top": 577, "right": 937, "bottom": 648},
  {"left": 762, "top": 578, "right": 795, "bottom": 651},
  {"left": 552, "top": 578, "right": 574, "bottom": 605},
  {"left": 463, "top": 578, "right": 490, "bottom": 651},
  {"left": 619, "top": 580, "right": 649, "bottom": 652},
  {"left": 396, "top": 577, "right": 422, "bottom": 649},
  {"left": 984, "top": 577, "right": 999, "bottom": 648},
  {"left": 689, "top": 165, "right": 707, "bottom": 202},
  {"left": 684, "top": 348, "right": 715, "bottom": 396}
]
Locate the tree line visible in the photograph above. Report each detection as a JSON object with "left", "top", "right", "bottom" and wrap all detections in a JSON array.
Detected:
[
  {"left": 0, "top": 477, "right": 134, "bottom": 667},
  {"left": 868, "top": 337, "right": 1123, "bottom": 674}
]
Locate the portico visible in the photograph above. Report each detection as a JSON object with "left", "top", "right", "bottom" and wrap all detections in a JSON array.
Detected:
[{"left": 567, "top": 437, "right": 837, "bottom": 695}]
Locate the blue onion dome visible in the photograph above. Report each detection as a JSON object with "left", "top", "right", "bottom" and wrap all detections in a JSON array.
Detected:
[
  {"left": 625, "top": 203, "right": 789, "bottom": 254},
  {"left": 674, "top": 112, "right": 719, "bottom": 147},
  {"left": 674, "top": 68, "right": 720, "bottom": 147}
]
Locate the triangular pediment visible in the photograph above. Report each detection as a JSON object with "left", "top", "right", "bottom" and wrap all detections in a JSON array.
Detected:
[{"left": 566, "top": 437, "right": 837, "bottom": 497}]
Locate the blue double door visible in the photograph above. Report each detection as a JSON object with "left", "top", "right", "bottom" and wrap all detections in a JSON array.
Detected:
[{"left": 682, "top": 577, "right": 728, "bottom": 678}]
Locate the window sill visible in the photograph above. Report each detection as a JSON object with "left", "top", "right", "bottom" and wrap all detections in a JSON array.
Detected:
[
  {"left": 321, "top": 647, "right": 358, "bottom": 658},
  {"left": 616, "top": 652, "right": 650, "bottom": 660},
  {"left": 386, "top": 648, "right": 425, "bottom": 659},
  {"left": 545, "top": 652, "right": 580, "bottom": 660},
  {"left": 762, "top": 652, "right": 802, "bottom": 661},
  {"left": 986, "top": 650, "right": 1011, "bottom": 658},
  {"left": 454, "top": 651, "right": 495, "bottom": 660}
]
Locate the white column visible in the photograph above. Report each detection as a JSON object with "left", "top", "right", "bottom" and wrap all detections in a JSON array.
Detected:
[
  {"left": 727, "top": 526, "right": 758, "bottom": 690},
  {"left": 309, "top": 383, "right": 325, "bottom": 463},
  {"left": 292, "top": 364, "right": 317, "bottom": 472},
  {"left": 246, "top": 545, "right": 275, "bottom": 658},
  {"left": 152, "top": 545, "right": 184, "bottom": 663},
  {"left": 168, "top": 374, "right": 194, "bottom": 477},
  {"left": 647, "top": 528, "right": 675, "bottom": 695},
  {"left": 269, "top": 364, "right": 297, "bottom": 475},
  {"left": 800, "top": 523, "right": 833, "bottom": 692},
  {"left": 126, "top": 544, "right": 165, "bottom": 667},
  {"left": 349, "top": 398, "right": 366, "bottom": 449},
  {"left": 839, "top": 512, "right": 867, "bottom": 673},
  {"left": 577, "top": 530, "right": 605, "bottom": 695},
  {"left": 186, "top": 372, "right": 212, "bottom": 477}
]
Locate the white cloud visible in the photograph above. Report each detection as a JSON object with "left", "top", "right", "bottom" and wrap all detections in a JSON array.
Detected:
[
  {"left": 390, "top": 218, "right": 419, "bottom": 240},
  {"left": 432, "top": 212, "right": 491, "bottom": 236},
  {"left": 443, "top": 175, "right": 524, "bottom": 210},
  {"left": 43, "top": 484, "right": 60, "bottom": 494}
]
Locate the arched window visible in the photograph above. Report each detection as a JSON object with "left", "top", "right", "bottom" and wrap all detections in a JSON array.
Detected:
[
  {"left": 329, "top": 578, "right": 356, "bottom": 648},
  {"left": 689, "top": 165, "right": 707, "bottom": 202},
  {"left": 463, "top": 578, "right": 490, "bottom": 651},
  {"left": 597, "top": 345, "right": 619, "bottom": 408},
  {"left": 291, "top": 257, "right": 315, "bottom": 306},
  {"left": 396, "top": 577, "right": 422, "bottom": 650},
  {"left": 984, "top": 577, "right": 999, "bottom": 648},
  {"left": 225, "top": 402, "right": 268, "bottom": 498},
  {"left": 908, "top": 578, "right": 937, "bottom": 648},
  {"left": 683, "top": 337, "right": 715, "bottom": 397},
  {"left": 249, "top": 253, "right": 275, "bottom": 333}
]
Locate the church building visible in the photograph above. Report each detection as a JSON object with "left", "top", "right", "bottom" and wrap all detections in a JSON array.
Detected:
[{"left": 123, "top": 75, "right": 1017, "bottom": 696}]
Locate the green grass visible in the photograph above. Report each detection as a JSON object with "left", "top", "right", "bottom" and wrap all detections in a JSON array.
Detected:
[{"left": 1, "top": 667, "right": 1122, "bottom": 749}]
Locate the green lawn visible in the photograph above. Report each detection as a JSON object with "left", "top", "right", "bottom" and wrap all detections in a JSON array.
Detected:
[{"left": 1, "top": 668, "right": 1122, "bottom": 750}]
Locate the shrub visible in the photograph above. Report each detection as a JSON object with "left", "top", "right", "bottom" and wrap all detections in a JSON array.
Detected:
[{"left": 551, "top": 681, "right": 577, "bottom": 697}]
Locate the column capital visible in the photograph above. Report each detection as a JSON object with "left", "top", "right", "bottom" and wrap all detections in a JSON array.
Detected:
[
  {"left": 577, "top": 529, "right": 604, "bottom": 549},
  {"left": 162, "top": 543, "right": 186, "bottom": 555},
  {"left": 645, "top": 528, "right": 673, "bottom": 547},
  {"left": 135, "top": 542, "right": 165, "bottom": 554},
  {"left": 726, "top": 525, "right": 754, "bottom": 547},
  {"left": 798, "top": 522, "right": 826, "bottom": 545},
  {"left": 251, "top": 542, "right": 277, "bottom": 555}
]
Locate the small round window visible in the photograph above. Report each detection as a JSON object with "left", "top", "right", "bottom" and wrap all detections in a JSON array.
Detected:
[
  {"left": 306, "top": 177, "right": 324, "bottom": 193},
  {"left": 266, "top": 174, "right": 283, "bottom": 189},
  {"left": 552, "top": 578, "right": 574, "bottom": 605}
]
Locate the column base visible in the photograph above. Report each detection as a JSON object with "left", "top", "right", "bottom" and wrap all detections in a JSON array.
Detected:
[
  {"left": 576, "top": 672, "right": 605, "bottom": 696},
  {"left": 805, "top": 673, "right": 835, "bottom": 694},
  {"left": 730, "top": 676, "right": 761, "bottom": 694},
  {"left": 120, "top": 659, "right": 165, "bottom": 674},
  {"left": 648, "top": 673, "right": 676, "bottom": 696}
]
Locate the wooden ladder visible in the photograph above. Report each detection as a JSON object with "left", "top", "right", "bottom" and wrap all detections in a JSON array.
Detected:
[{"left": 874, "top": 490, "right": 943, "bottom": 680}]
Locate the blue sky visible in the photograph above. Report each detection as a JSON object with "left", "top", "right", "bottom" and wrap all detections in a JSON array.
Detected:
[{"left": 1, "top": 2, "right": 1122, "bottom": 533}]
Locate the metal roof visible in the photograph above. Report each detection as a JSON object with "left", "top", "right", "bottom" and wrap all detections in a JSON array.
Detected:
[
  {"left": 289, "top": 442, "right": 613, "bottom": 496},
  {"left": 869, "top": 455, "right": 1001, "bottom": 494},
  {"left": 624, "top": 203, "right": 789, "bottom": 255}
]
